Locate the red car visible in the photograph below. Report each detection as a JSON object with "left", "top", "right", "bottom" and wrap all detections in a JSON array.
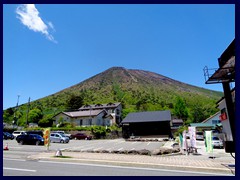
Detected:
[{"left": 70, "top": 133, "right": 92, "bottom": 140}]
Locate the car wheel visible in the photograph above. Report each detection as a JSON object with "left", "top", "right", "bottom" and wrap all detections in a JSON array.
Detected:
[
  {"left": 36, "top": 140, "right": 40, "bottom": 146},
  {"left": 60, "top": 140, "right": 64, "bottom": 143},
  {"left": 19, "top": 140, "right": 24, "bottom": 145}
]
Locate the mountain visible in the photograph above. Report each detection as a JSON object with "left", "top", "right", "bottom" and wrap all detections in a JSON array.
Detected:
[{"left": 4, "top": 67, "right": 223, "bottom": 125}]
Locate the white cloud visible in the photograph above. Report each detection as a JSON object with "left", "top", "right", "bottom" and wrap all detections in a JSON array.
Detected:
[{"left": 16, "top": 4, "right": 57, "bottom": 43}]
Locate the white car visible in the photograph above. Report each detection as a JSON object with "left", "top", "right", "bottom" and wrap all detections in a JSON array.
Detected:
[
  {"left": 12, "top": 131, "right": 26, "bottom": 138},
  {"left": 212, "top": 136, "right": 224, "bottom": 148}
]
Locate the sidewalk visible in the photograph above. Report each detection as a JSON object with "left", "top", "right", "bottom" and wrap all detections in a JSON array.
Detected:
[{"left": 28, "top": 147, "right": 235, "bottom": 175}]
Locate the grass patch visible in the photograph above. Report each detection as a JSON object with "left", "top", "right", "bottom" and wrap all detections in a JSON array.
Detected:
[{"left": 52, "top": 156, "right": 72, "bottom": 158}]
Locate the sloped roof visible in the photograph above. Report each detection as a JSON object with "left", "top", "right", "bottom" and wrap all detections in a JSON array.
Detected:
[
  {"left": 121, "top": 110, "right": 171, "bottom": 124},
  {"left": 79, "top": 102, "right": 121, "bottom": 110},
  {"left": 190, "top": 123, "right": 214, "bottom": 128},
  {"left": 202, "top": 111, "right": 221, "bottom": 123},
  {"left": 60, "top": 110, "right": 106, "bottom": 118}
]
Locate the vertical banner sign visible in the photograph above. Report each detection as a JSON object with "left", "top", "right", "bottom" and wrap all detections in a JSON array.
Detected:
[
  {"left": 43, "top": 128, "right": 50, "bottom": 150},
  {"left": 205, "top": 131, "right": 213, "bottom": 153},
  {"left": 179, "top": 133, "right": 183, "bottom": 148},
  {"left": 188, "top": 127, "right": 196, "bottom": 148},
  {"left": 182, "top": 130, "right": 188, "bottom": 150}
]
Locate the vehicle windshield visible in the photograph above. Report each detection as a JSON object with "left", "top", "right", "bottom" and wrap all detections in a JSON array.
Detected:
[{"left": 212, "top": 137, "right": 219, "bottom": 140}]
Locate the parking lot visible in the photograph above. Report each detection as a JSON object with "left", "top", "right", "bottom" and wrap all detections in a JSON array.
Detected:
[{"left": 3, "top": 138, "right": 165, "bottom": 153}]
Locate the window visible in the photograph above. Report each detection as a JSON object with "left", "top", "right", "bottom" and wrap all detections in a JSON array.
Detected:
[
  {"left": 212, "top": 120, "right": 221, "bottom": 125},
  {"left": 80, "top": 120, "right": 83, "bottom": 126}
]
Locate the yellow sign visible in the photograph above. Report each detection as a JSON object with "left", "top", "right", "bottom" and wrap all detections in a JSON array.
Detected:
[{"left": 43, "top": 128, "right": 50, "bottom": 148}]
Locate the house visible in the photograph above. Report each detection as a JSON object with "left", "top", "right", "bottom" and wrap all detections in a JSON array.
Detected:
[
  {"left": 204, "top": 39, "right": 235, "bottom": 153},
  {"left": 216, "top": 88, "right": 235, "bottom": 146},
  {"left": 121, "top": 110, "right": 172, "bottom": 138},
  {"left": 53, "top": 109, "right": 113, "bottom": 127},
  {"left": 189, "top": 112, "right": 222, "bottom": 132},
  {"left": 189, "top": 123, "right": 214, "bottom": 132},
  {"left": 79, "top": 102, "right": 122, "bottom": 124},
  {"left": 202, "top": 111, "right": 221, "bottom": 126},
  {"left": 170, "top": 118, "right": 184, "bottom": 134},
  {"left": 53, "top": 102, "right": 122, "bottom": 127}
]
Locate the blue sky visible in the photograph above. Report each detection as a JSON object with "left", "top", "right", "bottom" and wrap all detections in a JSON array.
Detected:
[{"left": 3, "top": 4, "right": 235, "bottom": 109}]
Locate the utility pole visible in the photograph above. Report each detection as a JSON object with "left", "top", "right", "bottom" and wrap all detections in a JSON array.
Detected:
[
  {"left": 14, "top": 95, "right": 20, "bottom": 126},
  {"left": 26, "top": 97, "right": 31, "bottom": 127}
]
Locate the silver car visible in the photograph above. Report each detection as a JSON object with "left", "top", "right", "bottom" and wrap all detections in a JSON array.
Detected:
[
  {"left": 50, "top": 133, "right": 69, "bottom": 143},
  {"left": 212, "top": 136, "right": 223, "bottom": 148}
]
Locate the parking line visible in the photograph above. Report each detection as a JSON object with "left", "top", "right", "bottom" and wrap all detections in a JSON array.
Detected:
[
  {"left": 118, "top": 148, "right": 123, "bottom": 151},
  {"left": 147, "top": 142, "right": 151, "bottom": 146},
  {"left": 3, "top": 167, "right": 36, "bottom": 172}
]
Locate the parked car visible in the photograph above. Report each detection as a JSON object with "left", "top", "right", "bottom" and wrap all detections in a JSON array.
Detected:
[
  {"left": 12, "top": 131, "right": 26, "bottom": 138},
  {"left": 212, "top": 136, "right": 224, "bottom": 148},
  {"left": 70, "top": 133, "right": 92, "bottom": 140},
  {"left": 196, "top": 131, "right": 204, "bottom": 140},
  {"left": 16, "top": 134, "right": 44, "bottom": 145},
  {"left": 26, "top": 130, "right": 43, "bottom": 137},
  {"left": 51, "top": 131, "right": 71, "bottom": 138},
  {"left": 3, "top": 132, "right": 14, "bottom": 140},
  {"left": 50, "top": 133, "right": 69, "bottom": 143}
]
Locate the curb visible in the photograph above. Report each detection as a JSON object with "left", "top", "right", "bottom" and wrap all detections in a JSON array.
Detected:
[{"left": 28, "top": 152, "right": 235, "bottom": 175}]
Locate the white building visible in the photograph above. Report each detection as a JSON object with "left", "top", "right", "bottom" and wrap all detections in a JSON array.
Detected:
[{"left": 53, "top": 102, "right": 122, "bottom": 126}]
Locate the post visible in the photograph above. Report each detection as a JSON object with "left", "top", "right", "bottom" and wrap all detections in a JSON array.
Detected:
[{"left": 26, "top": 97, "right": 31, "bottom": 126}]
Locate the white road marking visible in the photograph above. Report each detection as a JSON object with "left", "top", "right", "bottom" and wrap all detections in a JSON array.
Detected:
[
  {"left": 147, "top": 142, "right": 151, "bottom": 146},
  {"left": 3, "top": 158, "right": 26, "bottom": 162},
  {"left": 118, "top": 148, "right": 123, "bottom": 151},
  {"left": 3, "top": 167, "right": 36, "bottom": 172}
]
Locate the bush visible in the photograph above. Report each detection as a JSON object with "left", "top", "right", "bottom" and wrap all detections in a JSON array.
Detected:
[{"left": 91, "top": 125, "right": 106, "bottom": 139}]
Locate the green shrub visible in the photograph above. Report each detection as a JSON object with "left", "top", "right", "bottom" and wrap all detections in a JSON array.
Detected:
[{"left": 91, "top": 125, "right": 107, "bottom": 139}]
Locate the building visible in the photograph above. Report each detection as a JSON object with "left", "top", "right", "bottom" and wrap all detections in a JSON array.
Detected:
[
  {"left": 202, "top": 111, "right": 221, "bottom": 126},
  {"left": 79, "top": 102, "right": 122, "bottom": 124},
  {"left": 204, "top": 39, "right": 235, "bottom": 153},
  {"left": 121, "top": 110, "right": 172, "bottom": 138},
  {"left": 170, "top": 118, "right": 184, "bottom": 135},
  {"left": 53, "top": 102, "right": 122, "bottom": 127}
]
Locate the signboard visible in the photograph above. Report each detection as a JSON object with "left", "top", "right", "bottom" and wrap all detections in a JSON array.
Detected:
[
  {"left": 205, "top": 131, "right": 213, "bottom": 153},
  {"left": 182, "top": 130, "right": 188, "bottom": 150},
  {"left": 188, "top": 127, "right": 196, "bottom": 148},
  {"left": 43, "top": 128, "right": 50, "bottom": 149}
]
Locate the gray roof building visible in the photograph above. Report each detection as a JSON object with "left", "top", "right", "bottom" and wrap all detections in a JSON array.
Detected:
[
  {"left": 121, "top": 110, "right": 171, "bottom": 124},
  {"left": 61, "top": 110, "right": 106, "bottom": 118}
]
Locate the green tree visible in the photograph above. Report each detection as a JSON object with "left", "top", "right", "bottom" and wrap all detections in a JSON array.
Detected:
[
  {"left": 38, "top": 114, "right": 54, "bottom": 127},
  {"left": 28, "top": 108, "right": 43, "bottom": 124},
  {"left": 174, "top": 96, "right": 189, "bottom": 120},
  {"left": 66, "top": 94, "right": 84, "bottom": 111}
]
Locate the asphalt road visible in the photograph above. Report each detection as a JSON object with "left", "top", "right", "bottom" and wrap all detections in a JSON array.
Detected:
[
  {"left": 3, "top": 138, "right": 232, "bottom": 176},
  {"left": 4, "top": 157, "right": 226, "bottom": 176}
]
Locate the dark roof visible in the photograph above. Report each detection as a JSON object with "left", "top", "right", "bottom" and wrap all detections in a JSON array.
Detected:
[{"left": 121, "top": 110, "right": 171, "bottom": 124}]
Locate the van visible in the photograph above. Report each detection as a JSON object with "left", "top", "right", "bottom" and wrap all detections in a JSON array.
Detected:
[{"left": 12, "top": 131, "right": 26, "bottom": 138}]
